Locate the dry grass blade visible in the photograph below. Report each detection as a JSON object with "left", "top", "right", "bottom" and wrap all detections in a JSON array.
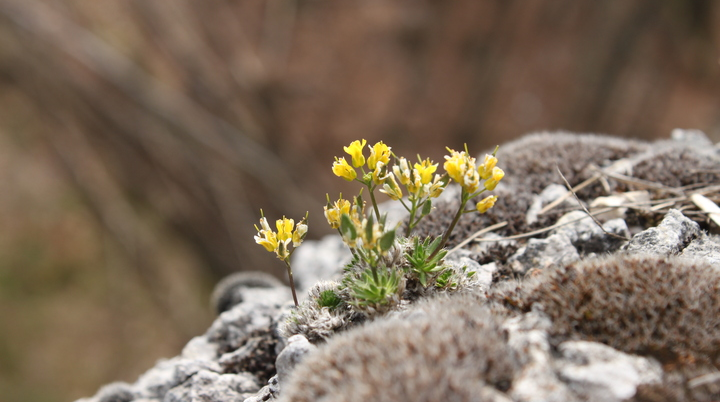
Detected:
[
  {"left": 690, "top": 193, "right": 720, "bottom": 227},
  {"left": 688, "top": 371, "right": 720, "bottom": 388},
  {"left": 448, "top": 221, "right": 508, "bottom": 255},
  {"left": 591, "top": 166, "right": 685, "bottom": 195}
]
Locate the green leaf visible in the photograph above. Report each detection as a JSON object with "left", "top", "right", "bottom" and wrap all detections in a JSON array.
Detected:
[
  {"left": 421, "top": 199, "right": 433, "bottom": 216},
  {"left": 365, "top": 214, "right": 374, "bottom": 245},
  {"left": 379, "top": 230, "right": 395, "bottom": 252},
  {"left": 340, "top": 214, "right": 357, "bottom": 240},
  {"left": 428, "top": 236, "right": 443, "bottom": 256},
  {"left": 317, "top": 290, "right": 343, "bottom": 309}
]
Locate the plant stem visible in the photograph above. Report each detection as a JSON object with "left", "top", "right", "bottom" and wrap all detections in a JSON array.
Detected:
[
  {"left": 405, "top": 199, "right": 417, "bottom": 236},
  {"left": 284, "top": 260, "right": 299, "bottom": 307},
  {"left": 427, "top": 192, "right": 468, "bottom": 261},
  {"left": 368, "top": 185, "right": 381, "bottom": 220}
]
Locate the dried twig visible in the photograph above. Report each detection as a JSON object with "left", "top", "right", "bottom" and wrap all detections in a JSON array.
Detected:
[
  {"left": 448, "top": 221, "right": 508, "bottom": 254},
  {"left": 538, "top": 175, "right": 599, "bottom": 215},
  {"left": 556, "top": 166, "right": 629, "bottom": 240}
]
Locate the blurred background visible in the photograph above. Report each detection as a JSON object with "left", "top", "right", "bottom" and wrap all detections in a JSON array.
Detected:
[{"left": 0, "top": 1, "right": 718, "bottom": 401}]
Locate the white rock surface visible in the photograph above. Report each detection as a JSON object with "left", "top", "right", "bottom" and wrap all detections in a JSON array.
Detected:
[{"left": 556, "top": 341, "right": 663, "bottom": 402}]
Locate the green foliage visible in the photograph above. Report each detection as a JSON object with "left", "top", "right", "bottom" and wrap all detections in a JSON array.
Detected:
[
  {"left": 406, "top": 237, "right": 448, "bottom": 286},
  {"left": 317, "top": 289, "right": 343, "bottom": 310},
  {"left": 434, "top": 269, "right": 453, "bottom": 288},
  {"left": 349, "top": 267, "right": 400, "bottom": 307}
]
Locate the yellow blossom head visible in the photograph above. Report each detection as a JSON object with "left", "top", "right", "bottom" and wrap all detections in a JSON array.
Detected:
[
  {"left": 414, "top": 158, "right": 438, "bottom": 185},
  {"left": 253, "top": 211, "right": 308, "bottom": 261},
  {"left": 476, "top": 195, "right": 498, "bottom": 213},
  {"left": 332, "top": 157, "right": 357, "bottom": 181},
  {"left": 368, "top": 141, "right": 391, "bottom": 169},
  {"left": 443, "top": 148, "right": 468, "bottom": 184},
  {"left": 343, "top": 139, "right": 367, "bottom": 168},
  {"left": 276, "top": 217, "right": 294, "bottom": 242},
  {"left": 444, "top": 146, "right": 482, "bottom": 193},
  {"left": 324, "top": 196, "right": 351, "bottom": 229}
]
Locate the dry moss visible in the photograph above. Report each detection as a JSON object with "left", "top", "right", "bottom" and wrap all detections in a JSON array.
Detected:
[
  {"left": 279, "top": 296, "right": 518, "bottom": 402},
  {"left": 515, "top": 255, "right": 720, "bottom": 367}
]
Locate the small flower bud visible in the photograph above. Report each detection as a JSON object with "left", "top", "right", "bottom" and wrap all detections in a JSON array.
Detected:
[
  {"left": 483, "top": 167, "right": 504, "bottom": 191},
  {"left": 476, "top": 195, "right": 498, "bottom": 213}
]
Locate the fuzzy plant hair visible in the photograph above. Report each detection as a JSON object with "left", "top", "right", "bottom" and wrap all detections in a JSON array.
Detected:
[
  {"left": 278, "top": 295, "right": 519, "bottom": 402},
  {"left": 497, "top": 254, "right": 720, "bottom": 367},
  {"left": 281, "top": 280, "right": 364, "bottom": 343}
]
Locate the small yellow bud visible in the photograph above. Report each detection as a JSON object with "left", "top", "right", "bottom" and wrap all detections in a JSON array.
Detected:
[
  {"left": 293, "top": 223, "right": 308, "bottom": 247},
  {"left": 372, "top": 161, "right": 389, "bottom": 185},
  {"left": 428, "top": 174, "right": 446, "bottom": 198},
  {"left": 463, "top": 168, "right": 480, "bottom": 194},
  {"left": 368, "top": 141, "right": 391, "bottom": 170},
  {"left": 332, "top": 157, "right": 357, "bottom": 181},
  {"left": 258, "top": 216, "right": 272, "bottom": 232},
  {"left": 393, "top": 157, "right": 412, "bottom": 186},
  {"left": 476, "top": 195, "right": 498, "bottom": 213},
  {"left": 276, "top": 239, "right": 291, "bottom": 260},
  {"left": 484, "top": 167, "right": 504, "bottom": 191},
  {"left": 343, "top": 139, "right": 367, "bottom": 168}
]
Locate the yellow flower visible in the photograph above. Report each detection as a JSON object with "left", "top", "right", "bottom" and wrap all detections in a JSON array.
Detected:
[
  {"left": 443, "top": 149, "right": 467, "bottom": 184},
  {"left": 254, "top": 216, "right": 279, "bottom": 252},
  {"left": 332, "top": 157, "right": 357, "bottom": 181},
  {"left": 254, "top": 230, "right": 278, "bottom": 252},
  {"left": 483, "top": 167, "right": 504, "bottom": 191},
  {"left": 476, "top": 195, "right": 498, "bottom": 213},
  {"left": 343, "top": 139, "right": 367, "bottom": 168},
  {"left": 444, "top": 147, "right": 480, "bottom": 193},
  {"left": 414, "top": 158, "right": 437, "bottom": 185},
  {"left": 276, "top": 217, "right": 294, "bottom": 242},
  {"left": 324, "top": 197, "right": 351, "bottom": 229},
  {"left": 478, "top": 154, "right": 498, "bottom": 180},
  {"left": 367, "top": 141, "right": 391, "bottom": 169},
  {"left": 253, "top": 212, "right": 308, "bottom": 260},
  {"left": 379, "top": 173, "right": 403, "bottom": 200}
]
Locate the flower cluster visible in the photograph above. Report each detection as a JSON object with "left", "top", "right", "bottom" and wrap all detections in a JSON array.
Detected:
[
  {"left": 253, "top": 211, "right": 308, "bottom": 306},
  {"left": 443, "top": 146, "right": 504, "bottom": 194},
  {"left": 254, "top": 138, "right": 504, "bottom": 311},
  {"left": 254, "top": 212, "right": 308, "bottom": 260},
  {"left": 331, "top": 140, "right": 393, "bottom": 183}
]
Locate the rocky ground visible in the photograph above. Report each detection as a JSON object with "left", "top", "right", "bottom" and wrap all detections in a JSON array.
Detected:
[{"left": 77, "top": 130, "right": 720, "bottom": 402}]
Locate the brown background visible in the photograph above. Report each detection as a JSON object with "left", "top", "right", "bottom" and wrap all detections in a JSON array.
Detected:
[{"left": 0, "top": 1, "right": 718, "bottom": 401}]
